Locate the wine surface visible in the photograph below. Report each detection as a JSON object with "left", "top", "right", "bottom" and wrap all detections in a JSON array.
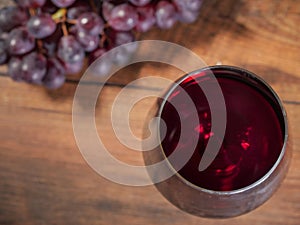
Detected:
[{"left": 160, "top": 69, "right": 284, "bottom": 191}]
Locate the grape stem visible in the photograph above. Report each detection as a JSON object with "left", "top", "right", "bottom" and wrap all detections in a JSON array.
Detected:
[
  {"left": 29, "top": 8, "right": 36, "bottom": 16},
  {"left": 100, "top": 35, "right": 106, "bottom": 48},
  {"left": 51, "top": 8, "right": 69, "bottom": 36},
  {"left": 37, "top": 40, "right": 46, "bottom": 54},
  {"left": 89, "top": 0, "right": 99, "bottom": 13},
  {"left": 67, "top": 19, "right": 77, "bottom": 25},
  {"left": 61, "top": 22, "right": 68, "bottom": 36}
]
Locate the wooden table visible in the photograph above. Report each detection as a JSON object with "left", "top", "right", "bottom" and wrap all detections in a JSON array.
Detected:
[{"left": 1, "top": 0, "right": 299, "bottom": 224}]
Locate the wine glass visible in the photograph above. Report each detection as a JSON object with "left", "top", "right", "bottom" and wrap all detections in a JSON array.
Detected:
[{"left": 143, "top": 65, "right": 291, "bottom": 218}]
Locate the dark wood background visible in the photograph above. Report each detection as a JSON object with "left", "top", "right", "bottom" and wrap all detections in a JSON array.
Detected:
[{"left": 0, "top": 0, "right": 299, "bottom": 224}]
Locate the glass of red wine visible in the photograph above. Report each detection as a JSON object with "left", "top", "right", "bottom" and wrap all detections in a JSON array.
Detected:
[{"left": 143, "top": 65, "right": 291, "bottom": 218}]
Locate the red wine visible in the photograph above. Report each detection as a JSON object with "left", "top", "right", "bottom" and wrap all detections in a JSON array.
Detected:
[{"left": 160, "top": 67, "right": 284, "bottom": 191}]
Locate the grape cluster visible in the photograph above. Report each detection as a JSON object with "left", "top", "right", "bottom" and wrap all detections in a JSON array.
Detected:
[{"left": 0, "top": 0, "right": 203, "bottom": 89}]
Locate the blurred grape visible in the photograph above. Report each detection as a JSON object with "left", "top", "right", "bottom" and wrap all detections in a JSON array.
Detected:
[
  {"left": 75, "top": 28, "right": 100, "bottom": 52},
  {"left": 27, "top": 13, "right": 57, "bottom": 39},
  {"left": 0, "top": 31, "right": 8, "bottom": 40},
  {"left": 43, "top": 58, "right": 66, "bottom": 89},
  {"left": 57, "top": 35, "right": 85, "bottom": 64},
  {"left": 51, "top": 0, "right": 76, "bottom": 8},
  {"left": 21, "top": 52, "right": 47, "bottom": 84},
  {"left": 43, "top": 26, "right": 63, "bottom": 57},
  {"left": 6, "top": 27, "right": 35, "bottom": 55},
  {"left": 173, "top": 0, "right": 203, "bottom": 23},
  {"left": 112, "top": 45, "right": 133, "bottom": 66},
  {"left": 2, "top": 0, "right": 203, "bottom": 89},
  {"left": 64, "top": 59, "right": 84, "bottom": 74},
  {"left": 0, "top": 6, "right": 28, "bottom": 32},
  {"left": 67, "top": 1, "right": 91, "bottom": 19},
  {"left": 177, "top": 9, "right": 199, "bottom": 23},
  {"left": 135, "top": 5, "right": 156, "bottom": 32},
  {"left": 14, "top": 0, "right": 46, "bottom": 8},
  {"left": 173, "top": 0, "right": 203, "bottom": 12},
  {"left": 107, "top": 3, "right": 138, "bottom": 31},
  {"left": 0, "top": 39, "right": 8, "bottom": 65},
  {"left": 76, "top": 12, "right": 104, "bottom": 36},
  {"left": 155, "top": 1, "right": 177, "bottom": 29},
  {"left": 129, "top": 0, "right": 152, "bottom": 7},
  {"left": 102, "top": 1, "right": 114, "bottom": 21},
  {"left": 89, "top": 48, "right": 113, "bottom": 77},
  {"left": 41, "top": 0, "right": 58, "bottom": 14},
  {"left": 8, "top": 57, "right": 23, "bottom": 81},
  {"left": 106, "top": 28, "right": 135, "bottom": 46}
]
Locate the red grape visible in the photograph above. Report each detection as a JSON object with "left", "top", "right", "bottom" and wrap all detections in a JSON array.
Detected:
[
  {"left": 129, "top": 0, "right": 151, "bottom": 7},
  {"left": 112, "top": 46, "right": 133, "bottom": 65},
  {"left": 67, "top": 1, "right": 91, "bottom": 19},
  {"left": 50, "top": 0, "right": 76, "bottom": 8},
  {"left": 6, "top": 27, "right": 35, "bottom": 55},
  {"left": 89, "top": 47, "right": 107, "bottom": 64},
  {"left": 75, "top": 28, "right": 100, "bottom": 52},
  {"left": 0, "top": 6, "right": 28, "bottom": 32},
  {"left": 89, "top": 48, "right": 113, "bottom": 77},
  {"left": 0, "top": 31, "right": 8, "bottom": 40},
  {"left": 102, "top": 1, "right": 114, "bottom": 21},
  {"left": 2, "top": 0, "right": 204, "bottom": 89},
  {"left": 14, "top": 0, "right": 46, "bottom": 8},
  {"left": 173, "top": 0, "right": 203, "bottom": 23},
  {"left": 173, "top": 0, "right": 203, "bottom": 12},
  {"left": 8, "top": 57, "right": 23, "bottom": 81},
  {"left": 155, "top": 1, "right": 177, "bottom": 29},
  {"left": 43, "top": 26, "right": 63, "bottom": 57},
  {"left": 43, "top": 58, "right": 65, "bottom": 89},
  {"left": 106, "top": 28, "right": 135, "bottom": 46},
  {"left": 64, "top": 60, "right": 84, "bottom": 74},
  {"left": 135, "top": 5, "right": 156, "bottom": 32},
  {"left": 107, "top": 3, "right": 138, "bottom": 31},
  {"left": 21, "top": 52, "right": 47, "bottom": 84},
  {"left": 27, "top": 13, "right": 57, "bottom": 39},
  {"left": 177, "top": 9, "right": 199, "bottom": 23},
  {"left": 41, "top": 0, "right": 58, "bottom": 14},
  {"left": 76, "top": 12, "right": 104, "bottom": 36},
  {"left": 57, "top": 35, "right": 85, "bottom": 64},
  {"left": 0, "top": 39, "right": 8, "bottom": 65}
]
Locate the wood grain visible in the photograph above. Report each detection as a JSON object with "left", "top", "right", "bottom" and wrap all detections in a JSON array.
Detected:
[{"left": 0, "top": 0, "right": 300, "bottom": 224}]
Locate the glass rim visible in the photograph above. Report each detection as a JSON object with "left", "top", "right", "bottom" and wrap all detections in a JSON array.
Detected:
[{"left": 157, "top": 65, "right": 289, "bottom": 195}]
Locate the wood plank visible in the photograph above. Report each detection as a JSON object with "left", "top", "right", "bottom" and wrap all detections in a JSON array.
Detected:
[{"left": 0, "top": 76, "right": 299, "bottom": 224}]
